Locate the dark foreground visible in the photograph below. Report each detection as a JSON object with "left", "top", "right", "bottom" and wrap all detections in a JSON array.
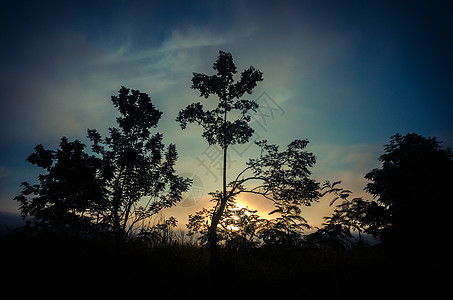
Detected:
[{"left": 1, "top": 235, "right": 443, "bottom": 297}]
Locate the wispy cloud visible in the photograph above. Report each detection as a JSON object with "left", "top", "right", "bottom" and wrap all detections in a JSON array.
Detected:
[
  {"left": 161, "top": 27, "right": 231, "bottom": 51},
  {"left": 2, "top": 0, "right": 451, "bottom": 221}
]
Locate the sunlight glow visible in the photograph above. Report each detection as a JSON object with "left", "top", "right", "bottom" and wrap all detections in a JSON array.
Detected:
[
  {"left": 231, "top": 200, "right": 253, "bottom": 215},
  {"left": 227, "top": 225, "right": 240, "bottom": 231}
]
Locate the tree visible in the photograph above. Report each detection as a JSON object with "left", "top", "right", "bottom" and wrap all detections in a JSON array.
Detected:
[
  {"left": 224, "top": 205, "right": 264, "bottom": 250},
  {"left": 177, "top": 51, "right": 263, "bottom": 266},
  {"left": 88, "top": 86, "right": 191, "bottom": 246},
  {"left": 317, "top": 134, "right": 453, "bottom": 256},
  {"left": 15, "top": 137, "right": 106, "bottom": 237},
  {"left": 225, "top": 139, "right": 320, "bottom": 249},
  {"left": 186, "top": 195, "right": 266, "bottom": 249},
  {"left": 364, "top": 133, "right": 453, "bottom": 253},
  {"left": 259, "top": 202, "right": 311, "bottom": 247},
  {"left": 134, "top": 215, "right": 179, "bottom": 247},
  {"left": 16, "top": 86, "right": 190, "bottom": 244},
  {"left": 307, "top": 181, "right": 369, "bottom": 250},
  {"left": 177, "top": 51, "right": 320, "bottom": 273}
]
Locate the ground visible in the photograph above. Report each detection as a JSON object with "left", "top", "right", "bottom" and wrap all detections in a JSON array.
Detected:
[{"left": 1, "top": 234, "right": 443, "bottom": 297}]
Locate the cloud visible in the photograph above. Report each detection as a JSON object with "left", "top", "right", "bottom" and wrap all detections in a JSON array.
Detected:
[
  {"left": 1, "top": 21, "right": 250, "bottom": 149},
  {"left": 96, "top": 21, "right": 375, "bottom": 229},
  {"left": 3, "top": 0, "right": 450, "bottom": 224},
  {"left": 1, "top": 33, "right": 119, "bottom": 143},
  {"left": 160, "top": 28, "right": 231, "bottom": 51},
  {"left": 310, "top": 142, "right": 382, "bottom": 195},
  {"left": 295, "top": 142, "right": 382, "bottom": 228}
]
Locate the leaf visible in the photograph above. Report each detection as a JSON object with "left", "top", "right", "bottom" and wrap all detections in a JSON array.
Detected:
[
  {"left": 268, "top": 208, "right": 283, "bottom": 215},
  {"left": 329, "top": 196, "right": 340, "bottom": 207}
]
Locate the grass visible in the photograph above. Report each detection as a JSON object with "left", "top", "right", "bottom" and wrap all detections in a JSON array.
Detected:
[{"left": 1, "top": 233, "right": 442, "bottom": 297}]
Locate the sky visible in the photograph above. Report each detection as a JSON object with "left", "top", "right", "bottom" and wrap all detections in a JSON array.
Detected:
[{"left": 1, "top": 0, "right": 452, "bottom": 229}]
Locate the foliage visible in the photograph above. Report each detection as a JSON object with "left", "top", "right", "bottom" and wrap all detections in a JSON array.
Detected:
[
  {"left": 186, "top": 195, "right": 266, "bottom": 249},
  {"left": 311, "top": 133, "right": 453, "bottom": 253},
  {"left": 227, "top": 139, "right": 320, "bottom": 204},
  {"left": 133, "top": 215, "right": 179, "bottom": 247},
  {"left": 186, "top": 138, "right": 320, "bottom": 250},
  {"left": 176, "top": 50, "right": 263, "bottom": 258},
  {"left": 15, "top": 87, "right": 191, "bottom": 243},
  {"left": 186, "top": 139, "right": 321, "bottom": 249},
  {"left": 307, "top": 181, "right": 368, "bottom": 250},
  {"left": 177, "top": 51, "right": 320, "bottom": 266},
  {"left": 364, "top": 133, "right": 453, "bottom": 249},
  {"left": 177, "top": 51, "right": 263, "bottom": 149},
  {"left": 14, "top": 137, "right": 106, "bottom": 236},
  {"left": 259, "top": 204, "right": 311, "bottom": 247},
  {"left": 87, "top": 86, "right": 191, "bottom": 243},
  {"left": 229, "top": 139, "right": 320, "bottom": 246},
  {"left": 12, "top": 47, "right": 451, "bottom": 293}
]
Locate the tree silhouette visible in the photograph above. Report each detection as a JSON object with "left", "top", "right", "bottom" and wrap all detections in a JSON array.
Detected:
[
  {"left": 224, "top": 139, "right": 320, "bottom": 249},
  {"left": 88, "top": 86, "right": 191, "bottom": 246},
  {"left": 134, "top": 215, "right": 179, "bottom": 247},
  {"left": 315, "top": 134, "right": 453, "bottom": 256},
  {"left": 364, "top": 133, "right": 453, "bottom": 255},
  {"left": 15, "top": 137, "right": 106, "bottom": 236},
  {"left": 259, "top": 201, "right": 311, "bottom": 247},
  {"left": 177, "top": 51, "right": 263, "bottom": 269},
  {"left": 186, "top": 195, "right": 266, "bottom": 249},
  {"left": 16, "top": 87, "right": 191, "bottom": 246},
  {"left": 177, "top": 51, "right": 320, "bottom": 274},
  {"left": 308, "top": 181, "right": 368, "bottom": 250},
  {"left": 224, "top": 205, "right": 264, "bottom": 249}
]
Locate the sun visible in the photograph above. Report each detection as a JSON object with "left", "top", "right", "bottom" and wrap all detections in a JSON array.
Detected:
[
  {"left": 223, "top": 201, "right": 256, "bottom": 232},
  {"left": 227, "top": 224, "right": 240, "bottom": 231}
]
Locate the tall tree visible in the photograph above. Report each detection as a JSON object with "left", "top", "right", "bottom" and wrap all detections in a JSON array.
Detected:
[
  {"left": 177, "top": 51, "right": 263, "bottom": 267},
  {"left": 15, "top": 137, "right": 106, "bottom": 236},
  {"left": 16, "top": 87, "right": 191, "bottom": 243},
  {"left": 88, "top": 86, "right": 191, "bottom": 246},
  {"left": 364, "top": 133, "right": 453, "bottom": 254},
  {"left": 317, "top": 133, "right": 453, "bottom": 256},
  {"left": 177, "top": 51, "right": 320, "bottom": 273}
]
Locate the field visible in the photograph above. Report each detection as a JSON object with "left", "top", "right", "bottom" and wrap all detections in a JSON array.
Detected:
[{"left": 1, "top": 234, "right": 442, "bottom": 297}]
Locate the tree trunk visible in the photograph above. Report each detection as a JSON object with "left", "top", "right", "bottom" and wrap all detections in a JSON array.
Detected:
[
  {"left": 208, "top": 143, "right": 228, "bottom": 279},
  {"left": 208, "top": 102, "right": 229, "bottom": 279}
]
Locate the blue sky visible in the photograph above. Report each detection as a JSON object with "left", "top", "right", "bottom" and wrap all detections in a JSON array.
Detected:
[{"left": 1, "top": 0, "right": 452, "bottom": 228}]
